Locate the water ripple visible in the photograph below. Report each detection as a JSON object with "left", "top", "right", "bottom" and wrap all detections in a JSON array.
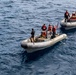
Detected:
[{"left": 0, "top": 0, "right": 76, "bottom": 75}]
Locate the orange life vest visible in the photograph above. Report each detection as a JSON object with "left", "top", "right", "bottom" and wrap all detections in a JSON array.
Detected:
[
  {"left": 52, "top": 27, "right": 56, "bottom": 33},
  {"left": 72, "top": 13, "right": 75, "bottom": 16},
  {"left": 48, "top": 25, "right": 52, "bottom": 31},
  {"left": 42, "top": 25, "right": 47, "bottom": 31},
  {"left": 66, "top": 12, "right": 69, "bottom": 16},
  {"left": 41, "top": 31, "right": 47, "bottom": 38}
]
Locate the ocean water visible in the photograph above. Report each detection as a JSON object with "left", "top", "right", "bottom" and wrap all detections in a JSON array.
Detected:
[{"left": 0, "top": 0, "right": 76, "bottom": 75}]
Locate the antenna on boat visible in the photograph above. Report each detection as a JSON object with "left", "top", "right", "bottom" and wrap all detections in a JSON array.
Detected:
[{"left": 57, "top": 21, "right": 61, "bottom": 29}]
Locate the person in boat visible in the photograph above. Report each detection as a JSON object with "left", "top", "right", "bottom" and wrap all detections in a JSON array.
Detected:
[
  {"left": 30, "top": 28, "right": 35, "bottom": 42},
  {"left": 41, "top": 24, "right": 47, "bottom": 38},
  {"left": 41, "top": 24, "right": 47, "bottom": 31},
  {"left": 51, "top": 26, "right": 57, "bottom": 38},
  {"left": 64, "top": 10, "right": 70, "bottom": 22},
  {"left": 47, "top": 24, "right": 52, "bottom": 35},
  {"left": 69, "top": 12, "right": 76, "bottom": 22},
  {"left": 72, "top": 12, "right": 75, "bottom": 16},
  {"left": 47, "top": 24, "right": 53, "bottom": 38}
]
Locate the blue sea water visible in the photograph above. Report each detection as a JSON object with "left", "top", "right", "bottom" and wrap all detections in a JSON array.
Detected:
[{"left": 0, "top": 0, "right": 76, "bottom": 75}]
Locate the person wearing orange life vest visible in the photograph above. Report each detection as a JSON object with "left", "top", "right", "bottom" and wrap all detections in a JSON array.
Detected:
[
  {"left": 64, "top": 10, "right": 70, "bottom": 22},
  {"left": 52, "top": 26, "right": 56, "bottom": 38},
  {"left": 41, "top": 24, "right": 47, "bottom": 31},
  {"left": 47, "top": 24, "right": 52, "bottom": 34},
  {"left": 41, "top": 24, "right": 47, "bottom": 38}
]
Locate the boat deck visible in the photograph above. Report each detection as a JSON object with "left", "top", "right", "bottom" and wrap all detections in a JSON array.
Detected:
[{"left": 29, "top": 34, "right": 59, "bottom": 42}]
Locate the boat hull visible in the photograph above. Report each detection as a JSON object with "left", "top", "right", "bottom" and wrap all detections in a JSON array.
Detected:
[
  {"left": 21, "top": 34, "right": 67, "bottom": 53},
  {"left": 60, "top": 19, "right": 76, "bottom": 30}
]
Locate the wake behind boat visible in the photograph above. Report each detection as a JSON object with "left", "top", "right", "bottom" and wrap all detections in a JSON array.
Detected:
[{"left": 21, "top": 34, "right": 67, "bottom": 53}]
